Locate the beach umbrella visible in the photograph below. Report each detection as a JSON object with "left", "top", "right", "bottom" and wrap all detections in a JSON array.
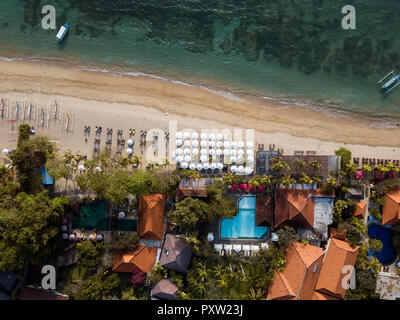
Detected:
[
  {"left": 78, "top": 165, "right": 85, "bottom": 172},
  {"left": 189, "top": 163, "right": 196, "bottom": 170},
  {"left": 217, "top": 163, "right": 224, "bottom": 170},
  {"left": 216, "top": 133, "right": 223, "bottom": 141},
  {"left": 61, "top": 225, "right": 68, "bottom": 232},
  {"left": 176, "top": 148, "right": 183, "bottom": 155},
  {"left": 176, "top": 139, "right": 183, "bottom": 147},
  {"left": 237, "top": 149, "right": 244, "bottom": 156},
  {"left": 184, "top": 140, "right": 191, "bottom": 147},
  {"left": 209, "top": 141, "right": 215, "bottom": 148},
  {"left": 209, "top": 133, "right": 216, "bottom": 141},
  {"left": 223, "top": 149, "right": 230, "bottom": 156},
  {"left": 208, "top": 233, "right": 215, "bottom": 242},
  {"left": 89, "top": 234, "right": 95, "bottom": 241},
  {"left": 69, "top": 234, "right": 76, "bottom": 241},
  {"left": 184, "top": 148, "right": 191, "bottom": 155},
  {"left": 238, "top": 141, "right": 245, "bottom": 149},
  {"left": 231, "top": 149, "right": 237, "bottom": 156},
  {"left": 231, "top": 141, "right": 237, "bottom": 149},
  {"left": 216, "top": 149, "right": 223, "bottom": 156},
  {"left": 203, "top": 163, "right": 209, "bottom": 170},
  {"left": 245, "top": 167, "right": 253, "bottom": 175},
  {"left": 62, "top": 233, "right": 68, "bottom": 240},
  {"left": 2, "top": 148, "right": 9, "bottom": 156},
  {"left": 192, "top": 132, "right": 199, "bottom": 140},
  {"left": 223, "top": 141, "right": 230, "bottom": 149},
  {"left": 200, "top": 133, "right": 207, "bottom": 140},
  {"left": 200, "top": 148, "right": 207, "bottom": 156},
  {"left": 175, "top": 156, "right": 184, "bottom": 163},
  {"left": 231, "top": 165, "right": 237, "bottom": 173},
  {"left": 210, "top": 163, "right": 216, "bottom": 170},
  {"left": 231, "top": 156, "right": 237, "bottom": 164},
  {"left": 214, "top": 244, "right": 222, "bottom": 252},
  {"left": 246, "top": 149, "right": 254, "bottom": 156},
  {"left": 184, "top": 155, "right": 192, "bottom": 162},
  {"left": 192, "top": 148, "right": 199, "bottom": 156},
  {"left": 192, "top": 140, "right": 199, "bottom": 147},
  {"left": 183, "top": 131, "right": 191, "bottom": 140},
  {"left": 200, "top": 140, "right": 207, "bottom": 148},
  {"left": 247, "top": 156, "right": 254, "bottom": 164},
  {"left": 237, "top": 155, "right": 244, "bottom": 163},
  {"left": 233, "top": 245, "right": 242, "bottom": 253},
  {"left": 97, "top": 234, "right": 103, "bottom": 241},
  {"left": 181, "top": 162, "right": 188, "bottom": 169},
  {"left": 95, "top": 166, "right": 102, "bottom": 172},
  {"left": 238, "top": 166, "right": 244, "bottom": 174},
  {"left": 196, "top": 163, "right": 203, "bottom": 171},
  {"left": 119, "top": 211, "right": 126, "bottom": 219},
  {"left": 127, "top": 139, "right": 134, "bottom": 146},
  {"left": 126, "top": 148, "right": 133, "bottom": 155},
  {"left": 176, "top": 132, "right": 183, "bottom": 139},
  {"left": 216, "top": 141, "right": 223, "bottom": 148},
  {"left": 246, "top": 141, "right": 254, "bottom": 148},
  {"left": 209, "top": 149, "right": 216, "bottom": 156},
  {"left": 4, "top": 164, "right": 12, "bottom": 169}
]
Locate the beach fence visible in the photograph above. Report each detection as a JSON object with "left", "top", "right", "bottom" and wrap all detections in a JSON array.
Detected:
[{"left": 0, "top": 96, "right": 74, "bottom": 133}]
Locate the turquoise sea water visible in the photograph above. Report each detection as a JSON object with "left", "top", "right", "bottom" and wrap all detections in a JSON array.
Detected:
[
  {"left": 1, "top": 0, "right": 400, "bottom": 124},
  {"left": 220, "top": 196, "right": 268, "bottom": 239}
]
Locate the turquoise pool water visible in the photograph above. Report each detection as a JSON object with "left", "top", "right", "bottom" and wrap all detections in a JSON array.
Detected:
[{"left": 220, "top": 196, "right": 268, "bottom": 239}]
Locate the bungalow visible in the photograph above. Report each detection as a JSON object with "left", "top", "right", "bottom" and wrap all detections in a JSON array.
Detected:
[
  {"left": 275, "top": 186, "right": 335, "bottom": 241},
  {"left": 151, "top": 279, "right": 178, "bottom": 300},
  {"left": 353, "top": 201, "right": 367, "bottom": 219},
  {"left": 159, "top": 234, "right": 192, "bottom": 273},
  {"left": 255, "top": 194, "right": 274, "bottom": 227},
  {"left": 267, "top": 238, "right": 359, "bottom": 300},
  {"left": 17, "top": 286, "right": 69, "bottom": 300},
  {"left": 138, "top": 194, "right": 166, "bottom": 240},
  {"left": 112, "top": 245, "right": 158, "bottom": 274},
  {"left": 382, "top": 190, "right": 400, "bottom": 226},
  {"left": 176, "top": 178, "right": 213, "bottom": 202}
]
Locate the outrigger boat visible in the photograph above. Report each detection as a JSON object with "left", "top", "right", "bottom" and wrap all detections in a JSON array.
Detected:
[
  {"left": 56, "top": 23, "right": 68, "bottom": 41},
  {"left": 378, "top": 70, "right": 400, "bottom": 94}
]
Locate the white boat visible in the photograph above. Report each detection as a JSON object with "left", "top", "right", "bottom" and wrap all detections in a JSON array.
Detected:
[
  {"left": 378, "top": 70, "right": 400, "bottom": 94},
  {"left": 56, "top": 23, "right": 68, "bottom": 41}
]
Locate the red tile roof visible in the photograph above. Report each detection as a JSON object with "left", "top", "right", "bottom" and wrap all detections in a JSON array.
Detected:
[
  {"left": 382, "top": 191, "right": 400, "bottom": 225},
  {"left": 315, "top": 238, "right": 359, "bottom": 299},
  {"left": 113, "top": 245, "right": 158, "bottom": 273},
  {"left": 267, "top": 242, "right": 324, "bottom": 300},
  {"left": 353, "top": 201, "right": 366, "bottom": 219},
  {"left": 255, "top": 194, "right": 274, "bottom": 227},
  {"left": 138, "top": 194, "right": 165, "bottom": 240}
]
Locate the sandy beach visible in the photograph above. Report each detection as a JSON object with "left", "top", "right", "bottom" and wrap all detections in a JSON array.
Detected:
[{"left": 1, "top": 59, "right": 400, "bottom": 163}]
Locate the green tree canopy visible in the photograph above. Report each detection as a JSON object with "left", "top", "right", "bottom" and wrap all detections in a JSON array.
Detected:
[
  {"left": 335, "top": 147, "right": 352, "bottom": 170},
  {"left": 0, "top": 191, "right": 68, "bottom": 273},
  {"left": 80, "top": 273, "right": 120, "bottom": 300}
]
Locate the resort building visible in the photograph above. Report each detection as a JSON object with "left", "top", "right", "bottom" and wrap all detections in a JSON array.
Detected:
[
  {"left": 353, "top": 201, "right": 367, "bottom": 219},
  {"left": 113, "top": 245, "right": 158, "bottom": 274},
  {"left": 159, "top": 234, "right": 192, "bottom": 273},
  {"left": 275, "top": 186, "right": 335, "bottom": 242},
  {"left": 382, "top": 190, "right": 400, "bottom": 225},
  {"left": 255, "top": 194, "right": 274, "bottom": 227},
  {"left": 314, "top": 238, "right": 359, "bottom": 299},
  {"left": 376, "top": 272, "right": 400, "bottom": 300},
  {"left": 280, "top": 155, "right": 341, "bottom": 180},
  {"left": 151, "top": 279, "right": 179, "bottom": 300},
  {"left": 267, "top": 238, "right": 359, "bottom": 300},
  {"left": 256, "top": 149, "right": 278, "bottom": 175},
  {"left": 176, "top": 178, "right": 213, "bottom": 202},
  {"left": 138, "top": 194, "right": 166, "bottom": 240},
  {"left": 17, "top": 286, "right": 69, "bottom": 300}
]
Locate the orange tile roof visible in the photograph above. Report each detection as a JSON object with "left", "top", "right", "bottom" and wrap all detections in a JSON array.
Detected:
[
  {"left": 353, "top": 201, "right": 366, "bottom": 219},
  {"left": 382, "top": 191, "right": 400, "bottom": 225},
  {"left": 267, "top": 241, "right": 324, "bottom": 300},
  {"left": 312, "top": 291, "right": 339, "bottom": 300},
  {"left": 138, "top": 194, "right": 165, "bottom": 240},
  {"left": 330, "top": 227, "right": 346, "bottom": 240},
  {"left": 113, "top": 245, "right": 158, "bottom": 273},
  {"left": 315, "top": 238, "right": 359, "bottom": 299},
  {"left": 255, "top": 194, "right": 274, "bottom": 227}
]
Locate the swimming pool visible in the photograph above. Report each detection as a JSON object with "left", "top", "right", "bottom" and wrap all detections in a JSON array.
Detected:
[
  {"left": 368, "top": 224, "right": 397, "bottom": 265},
  {"left": 220, "top": 196, "right": 268, "bottom": 239}
]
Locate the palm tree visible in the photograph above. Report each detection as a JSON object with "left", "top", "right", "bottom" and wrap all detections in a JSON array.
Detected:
[
  {"left": 270, "top": 157, "right": 290, "bottom": 176},
  {"left": 299, "top": 173, "right": 313, "bottom": 185},
  {"left": 323, "top": 174, "right": 338, "bottom": 193},
  {"left": 222, "top": 172, "right": 235, "bottom": 186},
  {"left": 247, "top": 288, "right": 263, "bottom": 300},
  {"left": 293, "top": 158, "right": 306, "bottom": 173},
  {"left": 132, "top": 155, "right": 142, "bottom": 168},
  {"left": 280, "top": 174, "right": 295, "bottom": 188},
  {"left": 259, "top": 174, "right": 273, "bottom": 188},
  {"left": 309, "top": 159, "right": 321, "bottom": 175},
  {"left": 249, "top": 175, "right": 261, "bottom": 188}
]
